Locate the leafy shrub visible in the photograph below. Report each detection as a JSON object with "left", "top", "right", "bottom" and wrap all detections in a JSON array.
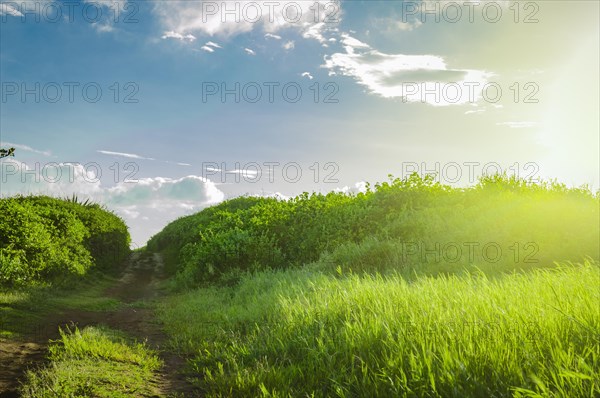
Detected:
[
  {"left": 147, "top": 174, "right": 599, "bottom": 287},
  {"left": 0, "top": 195, "right": 130, "bottom": 287}
]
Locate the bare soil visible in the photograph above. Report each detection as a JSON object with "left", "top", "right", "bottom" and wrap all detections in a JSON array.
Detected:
[{"left": 0, "top": 252, "right": 201, "bottom": 397}]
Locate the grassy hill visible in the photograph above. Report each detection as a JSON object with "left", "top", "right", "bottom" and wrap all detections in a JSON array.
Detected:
[{"left": 145, "top": 173, "right": 599, "bottom": 397}]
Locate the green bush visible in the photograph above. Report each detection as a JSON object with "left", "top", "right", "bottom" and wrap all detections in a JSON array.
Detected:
[
  {"left": 0, "top": 195, "right": 130, "bottom": 287},
  {"left": 147, "top": 173, "right": 599, "bottom": 287}
]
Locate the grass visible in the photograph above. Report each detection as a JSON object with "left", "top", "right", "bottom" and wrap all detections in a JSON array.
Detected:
[
  {"left": 159, "top": 260, "right": 600, "bottom": 397},
  {"left": 20, "top": 326, "right": 162, "bottom": 397},
  {"left": 0, "top": 273, "right": 122, "bottom": 339}
]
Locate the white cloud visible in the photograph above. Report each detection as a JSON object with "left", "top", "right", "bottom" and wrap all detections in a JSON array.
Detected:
[
  {"left": 226, "top": 169, "right": 260, "bottom": 178},
  {"left": 302, "top": 22, "right": 327, "bottom": 44},
  {"left": 1, "top": 0, "right": 131, "bottom": 19},
  {"left": 282, "top": 40, "right": 295, "bottom": 50},
  {"left": 108, "top": 175, "right": 224, "bottom": 205},
  {"left": 252, "top": 191, "right": 289, "bottom": 200},
  {"left": 200, "top": 41, "right": 222, "bottom": 52},
  {"left": 244, "top": 48, "right": 256, "bottom": 55},
  {"left": 395, "top": 20, "right": 423, "bottom": 31},
  {"left": 97, "top": 150, "right": 155, "bottom": 160},
  {"left": 339, "top": 34, "right": 370, "bottom": 50},
  {"left": 465, "top": 109, "right": 485, "bottom": 115},
  {"left": 0, "top": 160, "right": 104, "bottom": 197},
  {"left": 98, "top": 150, "right": 193, "bottom": 167},
  {"left": 0, "top": 3, "right": 23, "bottom": 16},
  {"left": 323, "top": 34, "right": 490, "bottom": 106},
  {"left": 496, "top": 121, "right": 539, "bottom": 129},
  {"left": 152, "top": 1, "right": 341, "bottom": 40},
  {"left": 162, "top": 30, "right": 197, "bottom": 42},
  {"left": 265, "top": 33, "right": 282, "bottom": 40},
  {"left": 84, "top": 1, "right": 128, "bottom": 34},
  {"left": 301, "top": 72, "right": 314, "bottom": 80},
  {"left": 371, "top": 15, "right": 423, "bottom": 33},
  {"left": 92, "top": 22, "right": 115, "bottom": 33},
  {"left": 334, "top": 181, "right": 368, "bottom": 195},
  {"left": 0, "top": 160, "right": 225, "bottom": 245},
  {"left": 0, "top": 1, "right": 57, "bottom": 18},
  {"left": 106, "top": 175, "right": 225, "bottom": 245},
  {"left": 0, "top": 141, "right": 51, "bottom": 157},
  {"left": 205, "top": 41, "right": 222, "bottom": 48},
  {"left": 85, "top": 0, "right": 128, "bottom": 9}
]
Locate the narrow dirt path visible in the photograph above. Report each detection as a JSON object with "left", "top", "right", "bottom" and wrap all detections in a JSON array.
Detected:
[{"left": 0, "top": 252, "right": 201, "bottom": 397}]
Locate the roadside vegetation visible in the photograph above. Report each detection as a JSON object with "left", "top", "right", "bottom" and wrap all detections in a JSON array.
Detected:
[
  {"left": 160, "top": 261, "right": 599, "bottom": 397},
  {"left": 3, "top": 174, "right": 599, "bottom": 397},
  {"left": 1, "top": 194, "right": 131, "bottom": 338},
  {"left": 20, "top": 326, "right": 162, "bottom": 397},
  {"left": 0, "top": 194, "right": 145, "bottom": 396},
  {"left": 148, "top": 173, "right": 599, "bottom": 397},
  {"left": 148, "top": 173, "right": 598, "bottom": 286},
  {"left": 0, "top": 195, "right": 130, "bottom": 287},
  {"left": 0, "top": 274, "right": 121, "bottom": 339}
]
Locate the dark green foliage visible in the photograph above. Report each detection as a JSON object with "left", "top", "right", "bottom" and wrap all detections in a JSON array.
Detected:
[
  {"left": 0, "top": 195, "right": 130, "bottom": 286},
  {"left": 0, "top": 147, "right": 15, "bottom": 159},
  {"left": 148, "top": 173, "right": 599, "bottom": 287}
]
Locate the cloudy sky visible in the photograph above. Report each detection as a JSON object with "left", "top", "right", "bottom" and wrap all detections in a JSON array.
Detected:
[{"left": 1, "top": 1, "right": 598, "bottom": 245}]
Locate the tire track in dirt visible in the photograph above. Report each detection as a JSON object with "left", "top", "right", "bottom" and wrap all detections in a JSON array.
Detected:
[{"left": 0, "top": 252, "right": 201, "bottom": 397}]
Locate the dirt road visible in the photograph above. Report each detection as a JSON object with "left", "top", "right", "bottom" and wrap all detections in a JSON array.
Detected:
[{"left": 0, "top": 252, "right": 200, "bottom": 397}]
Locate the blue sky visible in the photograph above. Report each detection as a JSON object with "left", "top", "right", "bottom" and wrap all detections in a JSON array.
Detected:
[{"left": 1, "top": 1, "right": 598, "bottom": 245}]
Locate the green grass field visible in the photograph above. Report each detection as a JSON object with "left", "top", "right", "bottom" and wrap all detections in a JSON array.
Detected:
[{"left": 159, "top": 261, "right": 599, "bottom": 397}]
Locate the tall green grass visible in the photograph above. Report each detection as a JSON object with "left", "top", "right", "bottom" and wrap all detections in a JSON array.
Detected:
[
  {"left": 0, "top": 274, "right": 122, "bottom": 339},
  {"left": 20, "top": 326, "right": 162, "bottom": 397},
  {"left": 159, "top": 261, "right": 599, "bottom": 397}
]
